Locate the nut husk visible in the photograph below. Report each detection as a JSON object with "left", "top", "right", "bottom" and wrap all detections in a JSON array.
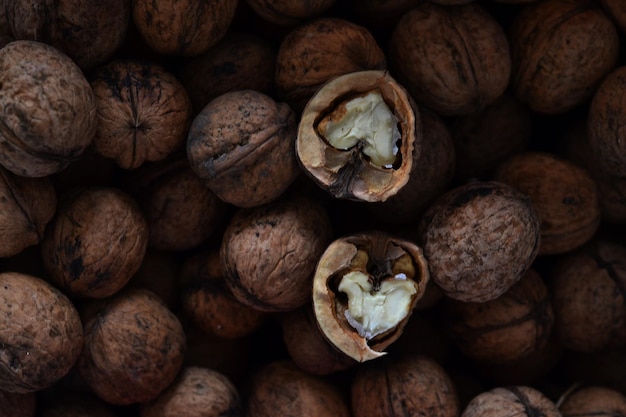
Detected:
[
  {"left": 297, "top": 70, "right": 420, "bottom": 202},
  {"left": 312, "top": 231, "right": 429, "bottom": 362}
]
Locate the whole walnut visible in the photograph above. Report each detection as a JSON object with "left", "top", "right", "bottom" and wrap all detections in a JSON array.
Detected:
[
  {"left": 6, "top": 0, "right": 130, "bottom": 70},
  {"left": 245, "top": 0, "right": 336, "bottom": 26},
  {"left": 443, "top": 269, "right": 554, "bottom": 364},
  {"left": 509, "top": 0, "right": 620, "bottom": 115},
  {"left": 78, "top": 288, "right": 186, "bottom": 405},
  {"left": 559, "top": 386, "right": 626, "bottom": 417},
  {"left": 179, "top": 33, "right": 276, "bottom": 113},
  {"left": 351, "top": 354, "right": 459, "bottom": 417},
  {"left": 551, "top": 240, "right": 626, "bottom": 352},
  {"left": 418, "top": 181, "right": 540, "bottom": 303},
  {"left": 246, "top": 360, "right": 351, "bottom": 417},
  {"left": 220, "top": 196, "right": 333, "bottom": 312},
  {"left": 389, "top": 2, "right": 511, "bottom": 116},
  {"left": 274, "top": 18, "right": 386, "bottom": 112},
  {"left": 141, "top": 367, "right": 242, "bottom": 417},
  {"left": 494, "top": 152, "right": 600, "bottom": 255},
  {"left": 41, "top": 187, "right": 149, "bottom": 299},
  {"left": 0, "top": 272, "right": 83, "bottom": 393},
  {"left": 0, "top": 166, "right": 56, "bottom": 258},
  {"left": 90, "top": 60, "right": 192, "bottom": 170},
  {"left": 0, "top": 40, "right": 97, "bottom": 177},
  {"left": 462, "top": 386, "right": 560, "bottom": 417},
  {"left": 0, "top": 390, "right": 36, "bottom": 417},
  {"left": 131, "top": 0, "right": 237, "bottom": 56}
]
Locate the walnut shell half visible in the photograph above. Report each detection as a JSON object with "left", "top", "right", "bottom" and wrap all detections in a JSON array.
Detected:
[
  {"left": 312, "top": 231, "right": 430, "bottom": 362},
  {"left": 297, "top": 70, "right": 420, "bottom": 202}
]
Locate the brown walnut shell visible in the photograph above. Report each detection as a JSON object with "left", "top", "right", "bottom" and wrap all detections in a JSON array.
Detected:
[
  {"left": 312, "top": 231, "right": 430, "bottom": 362},
  {"left": 494, "top": 152, "right": 601, "bottom": 255},
  {"left": 274, "top": 18, "right": 386, "bottom": 112},
  {"left": 559, "top": 386, "right": 626, "bottom": 417},
  {"left": 41, "top": 187, "right": 149, "bottom": 299},
  {"left": 78, "top": 288, "right": 186, "bottom": 405},
  {"left": 418, "top": 181, "right": 540, "bottom": 303},
  {"left": 0, "top": 166, "right": 56, "bottom": 258},
  {"left": 0, "top": 40, "right": 97, "bottom": 177},
  {"left": 389, "top": 2, "right": 511, "bottom": 116},
  {"left": 90, "top": 60, "right": 192, "bottom": 170},
  {"left": 0, "top": 272, "right": 83, "bottom": 393},
  {"left": 509, "top": 0, "right": 620, "bottom": 115},
  {"left": 297, "top": 70, "right": 420, "bottom": 202},
  {"left": 187, "top": 89, "right": 300, "bottom": 208},
  {"left": 462, "top": 386, "right": 561, "bottom": 417},
  {"left": 6, "top": 0, "right": 130, "bottom": 70},
  {"left": 131, "top": 0, "right": 237, "bottom": 56}
]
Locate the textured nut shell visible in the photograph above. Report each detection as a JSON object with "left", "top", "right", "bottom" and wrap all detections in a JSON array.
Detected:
[
  {"left": 351, "top": 355, "right": 459, "bottom": 417},
  {"left": 247, "top": 360, "right": 350, "bottom": 417},
  {"left": 551, "top": 240, "right": 626, "bottom": 352},
  {"left": 6, "top": 0, "right": 130, "bottom": 70},
  {"left": 494, "top": 152, "right": 600, "bottom": 255},
  {"left": 443, "top": 269, "right": 554, "bottom": 363},
  {"left": 41, "top": 187, "right": 149, "bottom": 298},
  {"left": 132, "top": 0, "right": 237, "bottom": 56},
  {"left": 78, "top": 289, "right": 186, "bottom": 405},
  {"left": 91, "top": 60, "right": 192, "bottom": 170},
  {"left": 589, "top": 66, "right": 626, "bottom": 177},
  {"left": 187, "top": 90, "right": 299, "bottom": 208},
  {"left": 246, "top": 0, "right": 336, "bottom": 25},
  {"left": 312, "top": 232, "right": 430, "bottom": 362},
  {"left": 0, "top": 272, "right": 83, "bottom": 393},
  {"left": 0, "top": 40, "right": 96, "bottom": 177},
  {"left": 510, "top": 0, "right": 620, "bottom": 115},
  {"left": 140, "top": 367, "right": 242, "bottom": 417},
  {"left": 297, "top": 70, "right": 419, "bottom": 202},
  {"left": 419, "top": 181, "right": 540, "bottom": 303},
  {"left": 462, "top": 386, "right": 560, "bottom": 417},
  {"left": 275, "top": 18, "right": 386, "bottom": 111},
  {"left": 559, "top": 386, "right": 626, "bottom": 416},
  {"left": 0, "top": 166, "right": 56, "bottom": 257},
  {"left": 389, "top": 2, "right": 510, "bottom": 116},
  {"left": 221, "top": 197, "right": 332, "bottom": 312}
]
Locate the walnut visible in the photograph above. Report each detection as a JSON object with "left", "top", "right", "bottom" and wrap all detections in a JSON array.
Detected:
[
  {"left": 179, "top": 33, "right": 276, "bottom": 113},
  {"left": 443, "top": 269, "right": 554, "bottom": 364},
  {"left": 0, "top": 165, "right": 56, "bottom": 258},
  {"left": 389, "top": 2, "right": 511, "bottom": 116},
  {"left": 297, "top": 70, "right": 420, "bottom": 202},
  {"left": 351, "top": 354, "right": 459, "bottom": 417},
  {"left": 558, "top": 386, "right": 626, "bottom": 416},
  {"left": 246, "top": 360, "right": 350, "bottom": 417},
  {"left": 131, "top": 0, "right": 237, "bottom": 56},
  {"left": 140, "top": 367, "right": 242, "bottom": 417},
  {"left": 125, "top": 156, "right": 226, "bottom": 252},
  {"left": 551, "top": 239, "right": 626, "bottom": 352},
  {"left": 419, "top": 181, "right": 540, "bottom": 303},
  {"left": 245, "top": 0, "right": 336, "bottom": 25},
  {"left": 274, "top": 18, "right": 386, "bottom": 112},
  {"left": 462, "top": 386, "right": 561, "bottom": 417},
  {"left": 493, "top": 152, "right": 600, "bottom": 255},
  {"left": 41, "top": 187, "right": 149, "bottom": 299},
  {"left": 509, "top": 0, "right": 620, "bottom": 115},
  {"left": 6, "top": 0, "right": 130, "bottom": 70},
  {"left": 221, "top": 196, "right": 333, "bottom": 312},
  {"left": 0, "top": 272, "right": 83, "bottom": 393},
  {"left": 187, "top": 89, "right": 300, "bottom": 208},
  {"left": 90, "top": 60, "right": 192, "bottom": 170},
  {"left": 77, "top": 288, "right": 186, "bottom": 405},
  {"left": 312, "top": 231, "right": 430, "bottom": 362},
  {"left": 0, "top": 40, "right": 96, "bottom": 177}
]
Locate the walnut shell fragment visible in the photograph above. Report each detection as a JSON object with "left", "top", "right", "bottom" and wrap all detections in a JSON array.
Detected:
[
  {"left": 297, "top": 70, "right": 420, "bottom": 202},
  {"left": 312, "top": 231, "right": 430, "bottom": 362}
]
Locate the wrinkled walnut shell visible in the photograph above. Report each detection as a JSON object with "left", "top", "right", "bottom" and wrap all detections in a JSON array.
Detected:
[
  {"left": 462, "top": 386, "right": 561, "bottom": 417},
  {"left": 297, "top": 70, "right": 420, "bottom": 202},
  {"left": 313, "top": 231, "right": 430, "bottom": 362}
]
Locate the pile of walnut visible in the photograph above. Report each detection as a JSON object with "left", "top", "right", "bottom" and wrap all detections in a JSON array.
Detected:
[{"left": 3, "top": 0, "right": 626, "bottom": 416}]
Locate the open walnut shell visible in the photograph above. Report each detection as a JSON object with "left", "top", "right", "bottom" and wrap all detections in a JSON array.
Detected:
[
  {"left": 312, "top": 231, "right": 429, "bottom": 362},
  {"left": 297, "top": 70, "right": 420, "bottom": 202}
]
